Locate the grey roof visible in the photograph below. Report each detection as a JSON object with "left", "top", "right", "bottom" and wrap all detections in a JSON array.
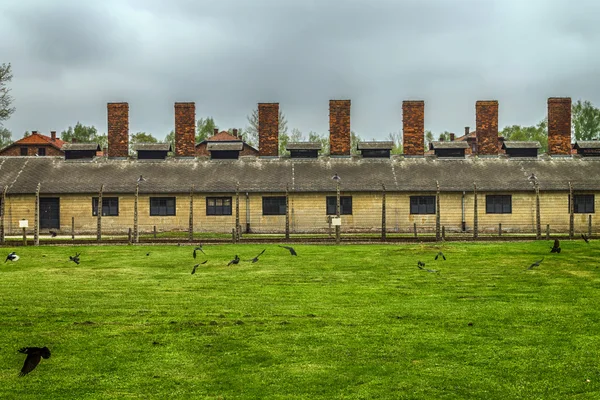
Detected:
[
  {"left": 0, "top": 156, "right": 599, "bottom": 195},
  {"left": 207, "top": 142, "right": 243, "bottom": 151},
  {"left": 358, "top": 141, "right": 394, "bottom": 150},
  {"left": 286, "top": 142, "right": 322, "bottom": 150},
  {"left": 132, "top": 143, "right": 172, "bottom": 152},
  {"left": 573, "top": 141, "right": 600, "bottom": 149},
  {"left": 61, "top": 143, "right": 101, "bottom": 151},
  {"left": 429, "top": 141, "right": 469, "bottom": 150},
  {"left": 502, "top": 141, "right": 541, "bottom": 149}
]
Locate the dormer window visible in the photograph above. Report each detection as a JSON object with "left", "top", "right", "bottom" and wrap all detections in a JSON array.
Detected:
[
  {"left": 357, "top": 141, "right": 393, "bottom": 158},
  {"left": 501, "top": 141, "right": 540, "bottom": 158},
  {"left": 286, "top": 142, "right": 322, "bottom": 158},
  {"left": 429, "top": 141, "right": 468, "bottom": 158}
]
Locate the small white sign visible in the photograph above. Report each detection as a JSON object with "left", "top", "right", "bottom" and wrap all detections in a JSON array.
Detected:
[
  {"left": 19, "top": 219, "right": 29, "bottom": 228},
  {"left": 331, "top": 217, "right": 341, "bottom": 226}
]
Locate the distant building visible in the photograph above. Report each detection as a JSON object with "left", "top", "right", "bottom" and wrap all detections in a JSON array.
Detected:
[{"left": 0, "top": 131, "right": 65, "bottom": 156}]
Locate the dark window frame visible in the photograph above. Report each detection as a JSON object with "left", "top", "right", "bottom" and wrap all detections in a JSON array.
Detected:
[
  {"left": 37, "top": 147, "right": 46, "bottom": 156},
  {"left": 326, "top": 196, "right": 353, "bottom": 215},
  {"left": 20, "top": 147, "right": 28, "bottom": 156},
  {"left": 206, "top": 197, "right": 232, "bottom": 216},
  {"left": 92, "top": 197, "right": 119, "bottom": 216},
  {"left": 486, "top": 195, "right": 512, "bottom": 214},
  {"left": 262, "top": 196, "right": 286, "bottom": 216},
  {"left": 150, "top": 197, "right": 176, "bottom": 216},
  {"left": 572, "top": 194, "right": 595, "bottom": 213},
  {"left": 410, "top": 196, "right": 436, "bottom": 215}
]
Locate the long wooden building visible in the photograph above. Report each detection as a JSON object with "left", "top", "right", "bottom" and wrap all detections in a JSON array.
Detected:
[{"left": 0, "top": 98, "right": 598, "bottom": 238}]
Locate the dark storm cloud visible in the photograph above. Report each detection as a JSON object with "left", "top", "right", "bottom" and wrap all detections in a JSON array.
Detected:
[{"left": 1, "top": 0, "right": 599, "bottom": 141}]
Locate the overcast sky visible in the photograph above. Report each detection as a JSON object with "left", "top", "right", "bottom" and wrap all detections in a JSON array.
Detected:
[{"left": 1, "top": 0, "right": 599, "bottom": 142}]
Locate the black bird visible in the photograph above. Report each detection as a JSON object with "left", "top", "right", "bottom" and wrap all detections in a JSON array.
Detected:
[
  {"left": 417, "top": 261, "right": 425, "bottom": 270},
  {"left": 146, "top": 252, "right": 150, "bottom": 256},
  {"left": 137, "top": 175, "right": 146, "bottom": 183},
  {"left": 18, "top": 347, "right": 51, "bottom": 376},
  {"left": 191, "top": 260, "right": 208, "bottom": 274},
  {"left": 227, "top": 255, "right": 240, "bottom": 266},
  {"left": 435, "top": 251, "right": 446, "bottom": 261},
  {"left": 527, "top": 257, "right": 544, "bottom": 270},
  {"left": 49, "top": 230, "right": 58, "bottom": 238},
  {"left": 332, "top": 173, "right": 341, "bottom": 182},
  {"left": 5, "top": 252, "right": 19, "bottom": 262},
  {"left": 193, "top": 245, "right": 205, "bottom": 259},
  {"left": 247, "top": 249, "right": 266, "bottom": 263},
  {"left": 581, "top": 234, "right": 590, "bottom": 244},
  {"left": 550, "top": 239, "right": 561, "bottom": 253},
  {"left": 279, "top": 245, "right": 297, "bottom": 256},
  {"left": 69, "top": 252, "right": 81, "bottom": 265}
]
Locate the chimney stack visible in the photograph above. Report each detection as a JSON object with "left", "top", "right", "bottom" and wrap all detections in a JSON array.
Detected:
[
  {"left": 450, "top": 133, "right": 455, "bottom": 141},
  {"left": 32, "top": 130, "right": 38, "bottom": 135},
  {"left": 174, "top": 102, "right": 196, "bottom": 157},
  {"left": 464, "top": 126, "right": 470, "bottom": 136},
  {"left": 214, "top": 128, "right": 218, "bottom": 136},
  {"left": 51, "top": 131, "right": 56, "bottom": 141},
  {"left": 258, "top": 103, "right": 279, "bottom": 157},
  {"left": 107, "top": 102, "right": 129, "bottom": 158},
  {"left": 475, "top": 100, "right": 499, "bottom": 155},
  {"left": 548, "top": 97, "right": 572, "bottom": 156},
  {"left": 402, "top": 100, "right": 425, "bottom": 156},
  {"left": 329, "top": 100, "right": 351, "bottom": 156},
  {"left": 233, "top": 128, "right": 238, "bottom": 138}
]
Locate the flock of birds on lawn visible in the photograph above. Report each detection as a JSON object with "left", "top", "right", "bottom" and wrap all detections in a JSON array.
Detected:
[{"left": 1, "top": 234, "right": 593, "bottom": 377}]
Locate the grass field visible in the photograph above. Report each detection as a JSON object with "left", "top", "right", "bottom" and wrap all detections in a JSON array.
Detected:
[{"left": 0, "top": 241, "right": 599, "bottom": 399}]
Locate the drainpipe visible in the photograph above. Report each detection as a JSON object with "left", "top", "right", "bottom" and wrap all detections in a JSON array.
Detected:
[
  {"left": 461, "top": 191, "right": 466, "bottom": 232},
  {"left": 245, "top": 192, "right": 250, "bottom": 233}
]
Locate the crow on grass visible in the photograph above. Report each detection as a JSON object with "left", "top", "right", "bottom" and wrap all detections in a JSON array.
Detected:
[
  {"left": 279, "top": 245, "right": 297, "bottom": 256},
  {"left": 69, "top": 253, "right": 81, "bottom": 265},
  {"left": 550, "top": 239, "right": 561, "bottom": 253},
  {"left": 228, "top": 255, "right": 240, "bottom": 266},
  {"left": 193, "top": 245, "right": 205, "bottom": 259},
  {"left": 435, "top": 251, "right": 446, "bottom": 260},
  {"left": 191, "top": 260, "right": 208, "bottom": 274},
  {"left": 527, "top": 258, "right": 544, "bottom": 270},
  {"left": 247, "top": 249, "right": 266, "bottom": 263},
  {"left": 5, "top": 252, "right": 19, "bottom": 262},
  {"left": 18, "top": 347, "right": 51, "bottom": 376}
]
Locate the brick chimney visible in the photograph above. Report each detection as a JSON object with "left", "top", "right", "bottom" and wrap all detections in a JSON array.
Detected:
[
  {"left": 258, "top": 103, "right": 279, "bottom": 157},
  {"left": 475, "top": 100, "right": 499, "bottom": 155},
  {"left": 402, "top": 100, "right": 425, "bottom": 156},
  {"left": 32, "top": 130, "right": 38, "bottom": 135},
  {"left": 450, "top": 133, "right": 455, "bottom": 141},
  {"left": 174, "top": 102, "right": 196, "bottom": 157},
  {"left": 548, "top": 97, "right": 572, "bottom": 156},
  {"left": 214, "top": 128, "right": 218, "bottom": 136},
  {"left": 107, "top": 102, "right": 129, "bottom": 158},
  {"left": 329, "top": 100, "right": 351, "bottom": 156},
  {"left": 232, "top": 128, "right": 238, "bottom": 138},
  {"left": 464, "top": 126, "right": 470, "bottom": 136},
  {"left": 51, "top": 131, "right": 56, "bottom": 141}
]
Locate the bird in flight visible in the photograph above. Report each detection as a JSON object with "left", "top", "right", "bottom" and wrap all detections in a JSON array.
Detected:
[
  {"left": 332, "top": 173, "right": 341, "bottom": 181},
  {"left": 581, "top": 234, "right": 590, "bottom": 244},
  {"left": 435, "top": 251, "right": 446, "bottom": 260},
  {"left": 191, "top": 260, "right": 208, "bottom": 274},
  {"left": 193, "top": 245, "right": 205, "bottom": 259},
  {"left": 417, "top": 261, "right": 425, "bottom": 270},
  {"left": 49, "top": 230, "right": 58, "bottom": 238},
  {"left": 247, "top": 249, "right": 266, "bottom": 263},
  {"left": 5, "top": 252, "right": 19, "bottom": 262},
  {"left": 550, "top": 239, "right": 561, "bottom": 253},
  {"left": 227, "top": 255, "right": 240, "bottom": 266},
  {"left": 527, "top": 258, "right": 544, "bottom": 270},
  {"left": 137, "top": 175, "right": 146, "bottom": 183},
  {"left": 279, "top": 245, "right": 297, "bottom": 256},
  {"left": 18, "top": 346, "right": 51, "bottom": 376},
  {"left": 69, "top": 253, "right": 81, "bottom": 265}
]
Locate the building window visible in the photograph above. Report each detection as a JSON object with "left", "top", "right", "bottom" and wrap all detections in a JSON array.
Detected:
[
  {"left": 150, "top": 197, "right": 176, "bottom": 216},
  {"left": 262, "top": 196, "right": 286, "bottom": 215},
  {"left": 38, "top": 147, "right": 46, "bottom": 156},
  {"left": 573, "top": 194, "right": 595, "bottom": 213},
  {"left": 486, "top": 195, "right": 512, "bottom": 214},
  {"left": 206, "top": 197, "right": 232, "bottom": 215},
  {"left": 326, "top": 196, "right": 353, "bottom": 215},
  {"left": 410, "top": 196, "right": 435, "bottom": 214},
  {"left": 20, "top": 147, "right": 28, "bottom": 156},
  {"left": 92, "top": 197, "right": 119, "bottom": 216}
]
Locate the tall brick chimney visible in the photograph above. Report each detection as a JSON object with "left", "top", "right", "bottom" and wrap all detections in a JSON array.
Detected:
[
  {"left": 329, "top": 100, "right": 351, "bottom": 156},
  {"left": 464, "top": 126, "right": 470, "bottom": 136},
  {"left": 258, "top": 103, "right": 279, "bottom": 157},
  {"left": 475, "top": 100, "right": 499, "bottom": 156},
  {"left": 174, "top": 102, "right": 196, "bottom": 157},
  {"left": 107, "top": 102, "right": 129, "bottom": 158},
  {"left": 51, "top": 131, "right": 56, "bottom": 141},
  {"left": 548, "top": 97, "right": 572, "bottom": 156},
  {"left": 402, "top": 100, "right": 425, "bottom": 156}
]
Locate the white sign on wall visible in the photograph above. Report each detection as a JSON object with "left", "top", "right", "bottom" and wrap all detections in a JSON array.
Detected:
[
  {"left": 331, "top": 217, "right": 341, "bottom": 226},
  {"left": 19, "top": 219, "right": 29, "bottom": 228}
]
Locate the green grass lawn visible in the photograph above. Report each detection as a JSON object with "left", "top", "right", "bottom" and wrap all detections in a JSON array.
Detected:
[{"left": 0, "top": 241, "right": 599, "bottom": 399}]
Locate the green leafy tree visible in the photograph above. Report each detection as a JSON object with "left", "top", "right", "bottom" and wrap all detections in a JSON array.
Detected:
[
  {"left": 197, "top": 117, "right": 218, "bottom": 143},
  {"left": 387, "top": 131, "right": 403, "bottom": 154},
  {"left": 425, "top": 130, "right": 434, "bottom": 148},
  {"left": 245, "top": 108, "right": 288, "bottom": 151},
  {"left": 130, "top": 132, "right": 158, "bottom": 145},
  {"left": 438, "top": 131, "right": 452, "bottom": 141},
  {"left": 350, "top": 131, "right": 361, "bottom": 155},
  {"left": 500, "top": 119, "right": 548, "bottom": 153},
  {"left": 61, "top": 122, "right": 99, "bottom": 143},
  {"left": 308, "top": 131, "right": 329, "bottom": 154},
  {"left": 0, "top": 63, "right": 15, "bottom": 126},
  {"left": 227, "top": 128, "right": 252, "bottom": 146},
  {"left": 572, "top": 100, "right": 600, "bottom": 141},
  {"left": 278, "top": 128, "right": 304, "bottom": 157},
  {"left": 0, "top": 126, "right": 12, "bottom": 150},
  {"left": 165, "top": 130, "right": 175, "bottom": 156}
]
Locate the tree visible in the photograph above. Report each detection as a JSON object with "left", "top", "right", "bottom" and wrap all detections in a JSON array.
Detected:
[
  {"left": 350, "top": 131, "right": 361, "bottom": 155},
  {"left": 438, "top": 131, "right": 452, "bottom": 141},
  {"left": 130, "top": 132, "right": 158, "bottom": 145},
  {"left": 61, "top": 122, "right": 99, "bottom": 143},
  {"left": 308, "top": 131, "right": 329, "bottom": 154},
  {"left": 165, "top": 130, "right": 175, "bottom": 156},
  {"left": 0, "top": 63, "right": 15, "bottom": 126},
  {"left": 425, "top": 130, "right": 434, "bottom": 148},
  {"left": 572, "top": 100, "right": 600, "bottom": 141},
  {"left": 245, "top": 108, "right": 288, "bottom": 150},
  {"left": 197, "top": 117, "right": 218, "bottom": 143},
  {"left": 387, "top": 131, "right": 403, "bottom": 154},
  {"left": 500, "top": 119, "right": 548, "bottom": 153},
  {"left": 0, "top": 126, "right": 12, "bottom": 150}
]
